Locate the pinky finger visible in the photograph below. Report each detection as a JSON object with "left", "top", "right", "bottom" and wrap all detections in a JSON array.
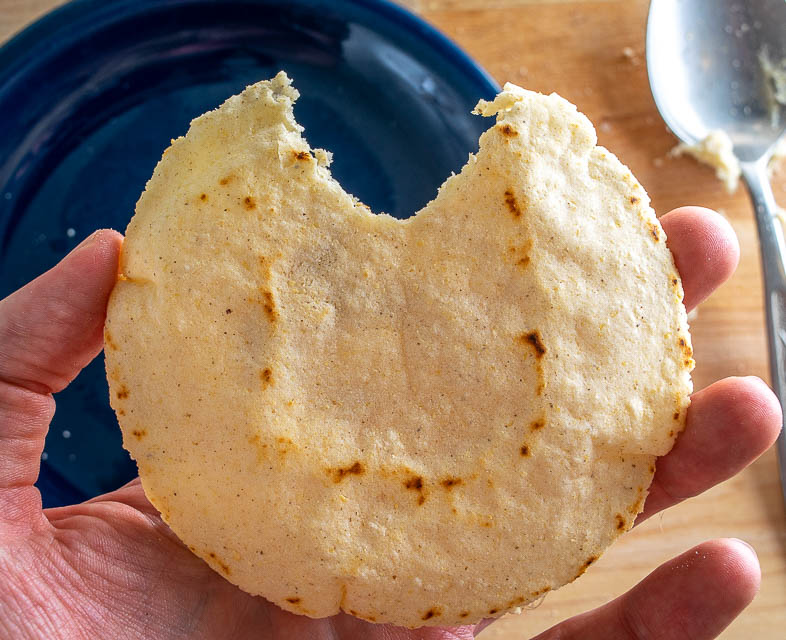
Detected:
[{"left": 528, "top": 539, "right": 760, "bottom": 640}]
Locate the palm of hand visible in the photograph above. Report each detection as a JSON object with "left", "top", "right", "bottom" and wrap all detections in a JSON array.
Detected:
[
  {"left": 0, "top": 210, "right": 780, "bottom": 640},
  {"left": 6, "top": 479, "right": 474, "bottom": 639}
]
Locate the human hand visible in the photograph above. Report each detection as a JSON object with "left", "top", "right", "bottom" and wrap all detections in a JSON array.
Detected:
[{"left": 0, "top": 207, "right": 779, "bottom": 640}]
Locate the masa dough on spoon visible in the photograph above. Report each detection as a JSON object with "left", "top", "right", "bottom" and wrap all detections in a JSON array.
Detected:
[{"left": 105, "top": 73, "right": 693, "bottom": 628}]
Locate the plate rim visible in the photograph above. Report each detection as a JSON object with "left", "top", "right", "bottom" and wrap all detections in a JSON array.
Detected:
[{"left": 0, "top": 0, "right": 500, "bottom": 97}]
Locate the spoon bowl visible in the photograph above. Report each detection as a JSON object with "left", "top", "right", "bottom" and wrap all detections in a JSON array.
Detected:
[{"left": 648, "top": 0, "right": 786, "bottom": 161}]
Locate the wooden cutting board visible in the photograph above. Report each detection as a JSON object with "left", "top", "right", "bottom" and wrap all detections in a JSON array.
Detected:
[{"left": 2, "top": 1, "right": 785, "bottom": 637}]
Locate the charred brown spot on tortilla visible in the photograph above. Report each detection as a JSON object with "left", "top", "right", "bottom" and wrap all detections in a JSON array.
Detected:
[
  {"left": 331, "top": 461, "right": 364, "bottom": 483},
  {"left": 530, "top": 417, "right": 546, "bottom": 431},
  {"left": 261, "top": 367, "right": 273, "bottom": 388},
  {"left": 519, "top": 330, "right": 546, "bottom": 358},
  {"left": 293, "top": 150, "right": 310, "bottom": 161},
  {"left": 116, "top": 385, "right": 130, "bottom": 400},
  {"left": 520, "top": 444, "right": 531, "bottom": 457},
  {"left": 649, "top": 464, "right": 656, "bottom": 474},
  {"left": 104, "top": 330, "right": 119, "bottom": 351},
  {"left": 131, "top": 429, "right": 147, "bottom": 440},
  {"left": 504, "top": 189, "right": 522, "bottom": 218},
  {"left": 440, "top": 477, "right": 463, "bottom": 490},
  {"left": 117, "top": 408, "right": 126, "bottom": 416},
  {"left": 488, "top": 608, "right": 499, "bottom": 615},
  {"left": 499, "top": 123, "right": 519, "bottom": 137},
  {"left": 199, "top": 193, "right": 208, "bottom": 202},
  {"left": 673, "top": 411, "right": 680, "bottom": 420},
  {"left": 615, "top": 513, "right": 626, "bottom": 530},
  {"left": 243, "top": 196, "right": 256, "bottom": 210},
  {"left": 219, "top": 562, "right": 231, "bottom": 575},
  {"left": 286, "top": 597, "right": 301, "bottom": 604},
  {"left": 585, "top": 555, "right": 598, "bottom": 567},
  {"left": 260, "top": 289, "right": 277, "bottom": 321},
  {"left": 627, "top": 494, "right": 646, "bottom": 515},
  {"left": 517, "top": 332, "right": 547, "bottom": 395},
  {"left": 646, "top": 221, "right": 660, "bottom": 242},
  {"left": 404, "top": 475, "right": 426, "bottom": 505},
  {"left": 276, "top": 437, "right": 294, "bottom": 458},
  {"left": 630, "top": 196, "right": 639, "bottom": 205},
  {"left": 421, "top": 607, "right": 441, "bottom": 620},
  {"left": 225, "top": 308, "right": 232, "bottom": 314},
  {"left": 219, "top": 175, "right": 234, "bottom": 186},
  {"left": 459, "top": 611, "right": 470, "bottom": 618}
]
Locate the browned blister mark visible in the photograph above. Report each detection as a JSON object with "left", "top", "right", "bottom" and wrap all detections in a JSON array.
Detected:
[
  {"left": 104, "top": 330, "right": 119, "bottom": 351},
  {"left": 630, "top": 196, "right": 639, "bottom": 205},
  {"left": 199, "top": 193, "right": 208, "bottom": 202},
  {"left": 260, "top": 289, "right": 277, "bottom": 322},
  {"left": 261, "top": 367, "right": 273, "bottom": 388},
  {"left": 293, "top": 150, "right": 311, "bottom": 161},
  {"left": 519, "top": 331, "right": 546, "bottom": 358},
  {"left": 275, "top": 436, "right": 294, "bottom": 459},
  {"left": 116, "top": 385, "right": 130, "bottom": 400},
  {"left": 646, "top": 221, "right": 660, "bottom": 242},
  {"left": 530, "top": 417, "right": 546, "bottom": 431},
  {"left": 459, "top": 611, "right": 470, "bottom": 618},
  {"left": 243, "top": 196, "right": 256, "bottom": 210},
  {"left": 627, "top": 494, "right": 646, "bottom": 516},
  {"left": 488, "top": 608, "right": 499, "bottom": 615},
  {"left": 206, "top": 551, "right": 231, "bottom": 575},
  {"left": 673, "top": 412, "right": 680, "bottom": 420},
  {"left": 117, "top": 408, "right": 126, "bottom": 416},
  {"left": 219, "top": 175, "right": 235, "bottom": 186},
  {"left": 331, "top": 461, "right": 365, "bottom": 483},
  {"left": 520, "top": 444, "right": 531, "bottom": 457},
  {"left": 131, "top": 429, "right": 146, "bottom": 440},
  {"left": 615, "top": 513, "right": 626, "bottom": 531},
  {"left": 504, "top": 189, "right": 522, "bottom": 218},
  {"left": 404, "top": 475, "right": 427, "bottom": 505},
  {"left": 286, "top": 597, "right": 301, "bottom": 604},
  {"left": 574, "top": 555, "right": 598, "bottom": 579},
  {"left": 421, "top": 607, "right": 442, "bottom": 621},
  {"left": 678, "top": 336, "right": 693, "bottom": 359},
  {"left": 508, "top": 238, "right": 533, "bottom": 269},
  {"left": 499, "top": 123, "right": 519, "bottom": 137},
  {"left": 440, "top": 477, "right": 463, "bottom": 490}
]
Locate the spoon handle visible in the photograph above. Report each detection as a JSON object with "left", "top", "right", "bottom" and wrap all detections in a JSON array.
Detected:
[{"left": 741, "top": 160, "right": 786, "bottom": 506}]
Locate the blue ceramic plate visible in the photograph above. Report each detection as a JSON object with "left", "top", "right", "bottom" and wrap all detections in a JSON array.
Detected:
[{"left": 0, "top": 0, "right": 499, "bottom": 507}]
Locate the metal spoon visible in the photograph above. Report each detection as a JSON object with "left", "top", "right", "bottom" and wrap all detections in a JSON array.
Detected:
[{"left": 647, "top": 0, "right": 786, "bottom": 504}]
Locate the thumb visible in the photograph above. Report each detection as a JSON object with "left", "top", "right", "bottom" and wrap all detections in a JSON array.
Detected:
[{"left": 0, "top": 230, "right": 122, "bottom": 515}]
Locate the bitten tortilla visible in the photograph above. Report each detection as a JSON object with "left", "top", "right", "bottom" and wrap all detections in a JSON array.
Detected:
[{"left": 105, "top": 73, "right": 693, "bottom": 628}]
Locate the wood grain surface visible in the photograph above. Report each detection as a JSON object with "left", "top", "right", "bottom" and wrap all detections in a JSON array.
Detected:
[{"left": 2, "top": 1, "right": 785, "bottom": 638}]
